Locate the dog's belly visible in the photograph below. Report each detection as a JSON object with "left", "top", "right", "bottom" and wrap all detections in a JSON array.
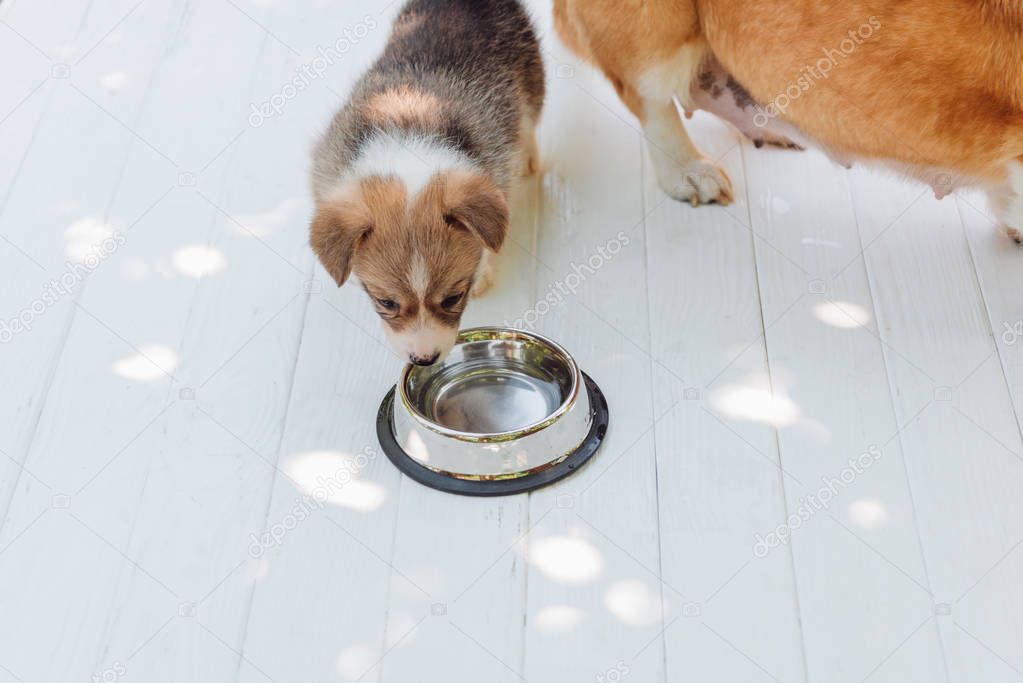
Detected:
[
  {"left": 691, "top": 57, "right": 979, "bottom": 197},
  {"left": 697, "top": 0, "right": 1023, "bottom": 182},
  {"left": 690, "top": 57, "right": 811, "bottom": 149}
]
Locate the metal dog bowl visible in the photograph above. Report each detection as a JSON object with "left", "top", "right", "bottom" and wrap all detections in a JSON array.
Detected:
[{"left": 376, "top": 327, "right": 609, "bottom": 495}]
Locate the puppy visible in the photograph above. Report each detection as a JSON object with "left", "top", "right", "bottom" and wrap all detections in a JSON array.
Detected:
[
  {"left": 310, "top": 0, "right": 544, "bottom": 365},
  {"left": 553, "top": 0, "right": 1023, "bottom": 236}
]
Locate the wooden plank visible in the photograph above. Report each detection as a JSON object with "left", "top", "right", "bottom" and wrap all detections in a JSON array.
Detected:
[
  {"left": 373, "top": 179, "right": 539, "bottom": 683},
  {"left": 743, "top": 148, "right": 947, "bottom": 682},
  {"left": 961, "top": 189, "right": 1023, "bottom": 427},
  {"left": 0, "top": 1, "right": 276, "bottom": 680},
  {"left": 961, "top": 191, "right": 1023, "bottom": 411},
  {"left": 0, "top": 0, "right": 54, "bottom": 193},
  {"left": 88, "top": 10, "right": 335, "bottom": 683},
  {"left": 235, "top": 293, "right": 405, "bottom": 683},
  {"left": 0, "top": 0, "right": 103, "bottom": 553},
  {"left": 234, "top": 3, "right": 437, "bottom": 683},
  {"left": 853, "top": 175, "right": 1023, "bottom": 681},
  {"left": 644, "top": 111, "right": 808, "bottom": 682},
  {"left": 519, "top": 14, "right": 667, "bottom": 681}
]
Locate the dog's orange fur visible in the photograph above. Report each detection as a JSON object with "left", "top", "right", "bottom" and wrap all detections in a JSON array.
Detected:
[
  {"left": 555, "top": 0, "right": 1023, "bottom": 210},
  {"left": 554, "top": 0, "right": 699, "bottom": 124},
  {"left": 364, "top": 88, "right": 445, "bottom": 130}
]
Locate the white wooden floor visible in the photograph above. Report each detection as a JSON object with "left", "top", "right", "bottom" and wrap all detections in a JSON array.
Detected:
[{"left": 2, "top": 1, "right": 1023, "bottom": 681}]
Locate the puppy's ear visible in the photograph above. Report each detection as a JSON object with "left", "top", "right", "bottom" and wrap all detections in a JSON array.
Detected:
[
  {"left": 310, "top": 188, "right": 372, "bottom": 286},
  {"left": 442, "top": 170, "right": 509, "bottom": 252}
]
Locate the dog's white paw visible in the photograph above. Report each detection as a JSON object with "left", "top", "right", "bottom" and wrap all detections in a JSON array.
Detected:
[
  {"left": 519, "top": 137, "right": 544, "bottom": 177},
  {"left": 522, "top": 152, "right": 540, "bottom": 177},
  {"left": 1003, "top": 162, "right": 1023, "bottom": 244},
  {"left": 471, "top": 257, "right": 495, "bottom": 298},
  {"left": 522, "top": 140, "right": 540, "bottom": 177},
  {"left": 654, "top": 156, "right": 734, "bottom": 206}
]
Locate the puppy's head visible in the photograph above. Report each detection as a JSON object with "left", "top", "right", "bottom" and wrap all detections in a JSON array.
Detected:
[{"left": 311, "top": 169, "right": 508, "bottom": 365}]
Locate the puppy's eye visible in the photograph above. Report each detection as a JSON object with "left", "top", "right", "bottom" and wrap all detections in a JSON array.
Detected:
[
  {"left": 376, "top": 298, "right": 398, "bottom": 312},
  {"left": 441, "top": 293, "right": 465, "bottom": 310}
]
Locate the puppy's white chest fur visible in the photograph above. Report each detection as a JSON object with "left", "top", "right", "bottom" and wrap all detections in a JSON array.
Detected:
[{"left": 345, "top": 134, "right": 478, "bottom": 199}]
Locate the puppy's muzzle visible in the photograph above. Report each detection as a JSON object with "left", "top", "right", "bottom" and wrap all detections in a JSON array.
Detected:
[{"left": 410, "top": 351, "right": 441, "bottom": 366}]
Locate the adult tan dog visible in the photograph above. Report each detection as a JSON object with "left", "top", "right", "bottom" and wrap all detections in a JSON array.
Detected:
[{"left": 554, "top": 0, "right": 1023, "bottom": 238}]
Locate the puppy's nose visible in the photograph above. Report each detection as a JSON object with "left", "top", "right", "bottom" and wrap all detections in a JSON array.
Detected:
[{"left": 410, "top": 351, "right": 440, "bottom": 366}]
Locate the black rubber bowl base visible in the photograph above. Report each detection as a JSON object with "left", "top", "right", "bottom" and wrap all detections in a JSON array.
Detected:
[{"left": 376, "top": 372, "right": 609, "bottom": 496}]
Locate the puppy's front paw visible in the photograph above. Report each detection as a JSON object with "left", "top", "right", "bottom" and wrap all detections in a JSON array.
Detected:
[
  {"left": 523, "top": 152, "right": 540, "bottom": 177},
  {"left": 471, "top": 258, "right": 495, "bottom": 298},
  {"left": 521, "top": 138, "right": 540, "bottom": 177},
  {"left": 1007, "top": 226, "right": 1022, "bottom": 245},
  {"left": 654, "top": 157, "right": 734, "bottom": 207}
]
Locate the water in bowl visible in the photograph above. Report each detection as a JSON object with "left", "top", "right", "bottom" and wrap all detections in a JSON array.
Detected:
[{"left": 428, "top": 361, "right": 564, "bottom": 433}]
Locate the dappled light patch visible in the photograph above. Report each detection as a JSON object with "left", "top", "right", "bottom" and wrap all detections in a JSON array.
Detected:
[
  {"left": 604, "top": 579, "right": 662, "bottom": 626},
  {"left": 847, "top": 498, "right": 890, "bottom": 529},
  {"left": 533, "top": 604, "right": 584, "bottom": 633},
  {"left": 172, "top": 244, "right": 227, "bottom": 279},
  {"left": 813, "top": 301, "right": 871, "bottom": 329},
  {"left": 525, "top": 535, "right": 603, "bottom": 584},
  {"left": 112, "top": 343, "right": 178, "bottom": 381},
  {"left": 284, "top": 450, "right": 386, "bottom": 512},
  {"left": 711, "top": 383, "right": 800, "bottom": 427}
]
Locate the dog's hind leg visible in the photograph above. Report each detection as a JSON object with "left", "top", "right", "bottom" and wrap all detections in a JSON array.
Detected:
[
  {"left": 632, "top": 44, "right": 734, "bottom": 206},
  {"left": 992, "top": 160, "right": 1023, "bottom": 243},
  {"left": 554, "top": 0, "right": 731, "bottom": 205}
]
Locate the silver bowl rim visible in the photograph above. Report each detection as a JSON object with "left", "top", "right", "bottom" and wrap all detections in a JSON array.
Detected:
[{"left": 396, "top": 326, "right": 582, "bottom": 443}]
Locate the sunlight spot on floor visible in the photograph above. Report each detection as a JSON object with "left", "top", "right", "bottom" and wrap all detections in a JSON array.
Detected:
[
  {"left": 284, "top": 450, "right": 386, "bottom": 512},
  {"left": 337, "top": 644, "right": 375, "bottom": 682},
  {"left": 848, "top": 498, "right": 890, "bottom": 529},
  {"left": 526, "top": 536, "right": 602, "bottom": 584},
  {"left": 813, "top": 301, "right": 872, "bottom": 329},
  {"left": 534, "top": 604, "right": 584, "bottom": 633},
  {"left": 65, "top": 217, "right": 115, "bottom": 263},
  {"left": 772, "top": 196, "right": 790, "bottom": 214},
  {"left": 711, "top": 384, "right": 800, "bottom": 427},
  {"left": 604, "top": 579, "right": 662, "bottom": 626},
  {"left": 101, "top": 71, "right": 129, "bottom": 92},
  {"left": 233, "top": 197, "right": 304, "bottom": 237},
  {"left": 112, "top": 344, "right": 178, "bottom": 381},
  {"left": 172, "top": 244, "right": 226, "bottom": 279}
]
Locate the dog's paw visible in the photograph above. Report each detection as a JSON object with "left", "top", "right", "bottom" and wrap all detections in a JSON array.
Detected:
[
  {"left": 471, "top": 258, "right": 495, "bottom": 298},
  {"left": 1007, "top": 226, "right": 1022, "bottom": 245},
  {"left": 522, "top": 153, "right": 540, "bottom": 177},
  {"left": 654, "top": 157, "right": 734, "bottom": 206},
  {"left": 521, "top": 139, "right": 540, "bottom": 177}
]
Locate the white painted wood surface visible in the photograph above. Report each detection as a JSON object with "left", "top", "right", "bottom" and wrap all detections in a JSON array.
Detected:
[{"left": 1, "top": 1, "right": 1021, "bottom": 682}]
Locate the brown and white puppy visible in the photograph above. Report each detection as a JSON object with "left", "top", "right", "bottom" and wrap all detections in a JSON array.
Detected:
[
  {"left": 553, "top": 0, "right": 1023, "bottom": 237},
  {"left": 311, "top": 0, "right": 544, "bottom": 365}
]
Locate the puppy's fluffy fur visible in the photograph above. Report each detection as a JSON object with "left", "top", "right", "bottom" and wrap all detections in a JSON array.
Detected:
[
  {"left": 554, "top": 0, "right": 1023, "bottom": 235},
  {"left": 311, "top": 0, "right": 544, "bottom": 364}
]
